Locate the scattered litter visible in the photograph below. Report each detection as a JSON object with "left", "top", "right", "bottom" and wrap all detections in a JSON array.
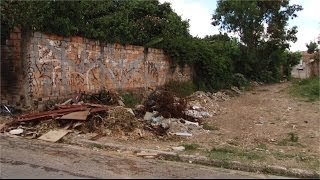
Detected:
[
  {"left": 9, "top": 128, "right": 24, "bottom": 135},
  {"left": 38, "top": 129, "right": 71, "bottom": 142}
]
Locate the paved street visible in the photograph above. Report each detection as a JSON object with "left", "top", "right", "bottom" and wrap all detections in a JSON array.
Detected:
[{"left": 0, "top": 135, "right": 290, "bottom": 179}]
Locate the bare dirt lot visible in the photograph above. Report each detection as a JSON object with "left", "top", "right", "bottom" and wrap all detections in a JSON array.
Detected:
[
  {"left": 1, "top": 81, "right": 319, "bottom": 173},
  {"left": 78, "top": 82, "right": 319, "bottom": 172}
]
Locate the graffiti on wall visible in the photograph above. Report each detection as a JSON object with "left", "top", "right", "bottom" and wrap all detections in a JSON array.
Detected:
[{"left": 28, "top": 33, "right": 170, "bottom": 98}]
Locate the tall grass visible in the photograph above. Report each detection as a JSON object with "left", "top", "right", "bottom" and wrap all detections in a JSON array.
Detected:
[{"left": 290, "top": 78, "right": 320, "bottom": 102}]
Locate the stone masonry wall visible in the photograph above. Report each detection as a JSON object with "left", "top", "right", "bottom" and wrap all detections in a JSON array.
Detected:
[{"left": 1, "top": 31, "right": 191, "bottom": 106}]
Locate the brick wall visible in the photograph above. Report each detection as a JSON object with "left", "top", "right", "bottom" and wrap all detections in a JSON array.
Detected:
[
  {"left": 1, "top": 31, "right": 192, "bottom": 106},
  {"left": 1, "top": 28, "right": 26, "bottom": 106}
]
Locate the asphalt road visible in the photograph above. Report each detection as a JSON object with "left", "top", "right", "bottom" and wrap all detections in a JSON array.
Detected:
[{"left": 0, "top": 135, "right": 290, "bottom": 179}]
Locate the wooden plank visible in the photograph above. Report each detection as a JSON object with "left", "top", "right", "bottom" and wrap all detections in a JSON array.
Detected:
[
  {"left": 38, "top": 129, "right": 71, "bottom": 142},
  {"left": 60, "top": 110, "right": 90, "bottom": 121}
]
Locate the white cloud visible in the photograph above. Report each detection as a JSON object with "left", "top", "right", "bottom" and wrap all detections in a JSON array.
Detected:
[
  {"left": 159, "top": 0, "right": 219, "bottom": 37},
  {"left": 289, "top": 0, "right": 320, "bottom": 51}
]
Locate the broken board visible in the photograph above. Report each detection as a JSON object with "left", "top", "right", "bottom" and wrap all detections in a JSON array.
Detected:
[
  {"left": 60, "top": 110, "right": 90, "bottom": 121},
  {"left": 38, "top": 129, "right": 70, "bottom": 142}
]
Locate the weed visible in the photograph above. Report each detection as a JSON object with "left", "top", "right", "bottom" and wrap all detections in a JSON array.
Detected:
[
  {"left": 288, "top": 132, "right": 299, "bottom": 142},
  {"left": 256, "top": 143, "right": 267, "bottom": 150},
  {"left": 165, "top": 155, "right": 181, "bottom": 161},
  {"left": 119, "top": 92, "right": 141, "bottom": 108},
  {"left": 164, "top": 80, "right": 196, "bottom": 98},
  {"left": 277, "top": 132, "right": 300, "bottom": 147},
  {"left": 181, "top": 143, "right": 200, "bottom": 151},
  {"left": 90, "top": 143, "right": 104, "bottom": 149},
  {"left": 202, "top": 123, "right": 219, "bottom": 131},
  {"left": 207, "top": 146, "right": 265, "bottom": 161},
  {"left": 290, "top": 77, "right": 320, "bottom": 102}
]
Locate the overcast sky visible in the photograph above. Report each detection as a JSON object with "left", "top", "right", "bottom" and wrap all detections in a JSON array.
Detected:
[{"left": 159, "top": 0, "right": 320, "bottom": 52}]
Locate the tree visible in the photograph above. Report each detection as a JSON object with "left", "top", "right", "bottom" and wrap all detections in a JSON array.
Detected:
[
  {"left": 212, "top": 0, "right": 303, "bottom": 82},
  {"left": 1, "top": 0, "right": 190, "bottom": 46},
  {"left": 306, "top": 41, "right": 319, "bottom": 54}
]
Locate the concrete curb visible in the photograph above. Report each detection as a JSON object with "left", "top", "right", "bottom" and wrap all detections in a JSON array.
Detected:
[{"left": 74, "top": 139, "right": 320, "bottom": 179}]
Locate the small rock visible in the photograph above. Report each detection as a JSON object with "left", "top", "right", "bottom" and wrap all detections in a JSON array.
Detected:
[
  {"left": 125, "top": 108, "right": 135, "bottom": 115},
  {"left": 9, "top": 128, "right": 24, "bottom": 135},
  {"left": 144, "top": 156, "right": 156, "bottom": 159},
  {"left": 143, "top": 112, "right": 154, "bottom": 121},
  {"left": 118, "top": 100, "right": 125, "bottom": 107},
  {"left": 172, "top": 132, "right": 192, "bottom": 137},
  {"left": 135, "top": 104, "right": 145, "bottom": 110},
  {"left": 172, "top": 146, "right": 185, "bottom": 152}
]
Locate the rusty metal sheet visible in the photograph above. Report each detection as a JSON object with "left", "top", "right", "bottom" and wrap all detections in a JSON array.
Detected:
[
  {"left": 15, "top": 106, "right": 89, "bottom": 122},
  {"left": 38, "top": 129, "right": 71, "bottom": 142},
  {"left": 60, "top": 110, "right": 90, "bottom": 121}
]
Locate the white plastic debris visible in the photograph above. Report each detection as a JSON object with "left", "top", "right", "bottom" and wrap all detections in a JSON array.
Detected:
[{"left": 9, "top": 128, "right": 24, "bottom": 135}]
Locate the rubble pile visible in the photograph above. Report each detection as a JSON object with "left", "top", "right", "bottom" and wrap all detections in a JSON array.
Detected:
[{"left": 0, "top": 88, "right": 235, "bottom": 142}]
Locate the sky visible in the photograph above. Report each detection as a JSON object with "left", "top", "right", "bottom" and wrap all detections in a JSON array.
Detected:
[{"left": 159, "top": 0, "right": 320, "bottom": 52}]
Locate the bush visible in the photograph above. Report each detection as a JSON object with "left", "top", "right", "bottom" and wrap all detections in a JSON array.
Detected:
[
  {"left": 232, "top": 73, "right": 249, "bottom": 88},
  {"left": 164, "top": 80, "right": 196, "bottom": 98},
  {"left": 290, "top": 77, "right": 320, "bottom": 102},
  {"left": 119, "top": 92, "right": 141, "bottom": 108}
]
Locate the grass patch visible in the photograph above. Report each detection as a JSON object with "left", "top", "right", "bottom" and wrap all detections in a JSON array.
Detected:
[
  {"left": 256, "top": 143, "right": 267, "bottom": 150},
  {"left": 90, "top": 143, "right": 105, "bottom": 149},
  {"left": 277, "top": 132, "right": 301, "bottom": 146},
  {"left": 290, "top": 77, "right": 320, "bottom": 102},
  {"left": 207, "top": 146, "right": 265, "bottom": 161},
  {"left": 164, "top": 80, "right": 196, "bottom": 98},
  {"left": 181, "top": 143, "right": 200, "bottom": 151},
  {"left": 165, "top": 155, "right": 181, "bottom": 161},
  {"left": 202, "top": 122, "right": 219, "bottom": 131},
  {"left": 118, "top": 92, "right": 141, "bottom": 108}
]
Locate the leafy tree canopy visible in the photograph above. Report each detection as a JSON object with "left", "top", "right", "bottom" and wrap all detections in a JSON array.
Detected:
[{"left": 1, "top": 0, "right": 190, "bottom": 46}]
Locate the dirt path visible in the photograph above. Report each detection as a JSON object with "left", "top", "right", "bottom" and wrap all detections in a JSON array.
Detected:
[{"left": 206, "top": 82, "right": 319, "bottom": 154}]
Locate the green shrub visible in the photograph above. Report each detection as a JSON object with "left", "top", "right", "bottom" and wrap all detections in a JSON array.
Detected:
[
  {"left": 165, "top": 80, "right": 196, "bottom": 98},
  {"left": 290, "top": 78, "right": 320, "bottom": 102},
  {"left": 232, "top": 73, "right": 249, "bottom": 88},
  {"left": 119, "top": 92, "right": 141, "bottom": 108}
]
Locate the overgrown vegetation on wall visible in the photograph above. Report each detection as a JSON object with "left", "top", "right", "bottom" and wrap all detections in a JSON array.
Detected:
[{"left": 1, "top": 0, "right": 303, "bottom": 91}]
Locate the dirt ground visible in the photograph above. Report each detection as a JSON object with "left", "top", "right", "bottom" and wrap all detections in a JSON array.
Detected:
[
  {"left": 1, "top": 81, "right": 319, "bottom": 172},
  {"left": 77, "top": 81, "right": 319, "bottom": 171}
]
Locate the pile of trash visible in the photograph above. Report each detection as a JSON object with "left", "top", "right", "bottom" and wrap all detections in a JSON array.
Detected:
[{"left": 0, "top": 88, "right": 233, "bottom": 142}]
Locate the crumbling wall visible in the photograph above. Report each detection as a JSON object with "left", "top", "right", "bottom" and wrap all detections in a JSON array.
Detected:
[{"left": 1, "top": 31, "right": 192, "bottom": 106}]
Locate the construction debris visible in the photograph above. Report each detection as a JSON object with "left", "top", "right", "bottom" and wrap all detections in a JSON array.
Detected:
[
  {"left": 1, "top": 87, "right": 232, "bottom": 142},
  {"left": 60, "top": 110, "right": 90, "bottom": 121},
  {"left": 38, "top": 129, "right": 71, "bottom": 142}
]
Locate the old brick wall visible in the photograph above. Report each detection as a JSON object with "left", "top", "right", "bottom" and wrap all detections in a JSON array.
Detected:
[
  {"left": 1, "top": 31, "right": 191, "bottom": 106},
  {"left": 1, "top": 28, "right": 27, "bottom": 106}
]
